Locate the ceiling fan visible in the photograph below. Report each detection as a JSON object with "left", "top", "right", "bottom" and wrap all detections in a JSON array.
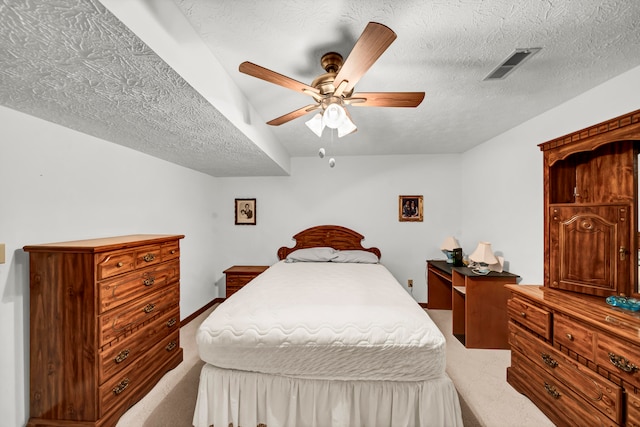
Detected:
[{"left": 238, "top": 22, "right": 425, "bottom": 138}]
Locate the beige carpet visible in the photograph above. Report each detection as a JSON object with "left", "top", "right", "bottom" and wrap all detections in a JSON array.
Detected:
[
  {"left": 117, "top": 305, "right": 553, "bottom": 427},
  {"left": 142, "top": 359, "right": 205, "bottom": 427}
]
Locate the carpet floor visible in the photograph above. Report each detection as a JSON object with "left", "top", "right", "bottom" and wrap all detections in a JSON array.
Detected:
[{"left": 117, "top": 304, "right": 552, "bottom": 427}]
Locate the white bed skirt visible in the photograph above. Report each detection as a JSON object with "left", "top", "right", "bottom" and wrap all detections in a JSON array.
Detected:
[{"left": 192, "top": 364, "right": 463, "bottom": 427}]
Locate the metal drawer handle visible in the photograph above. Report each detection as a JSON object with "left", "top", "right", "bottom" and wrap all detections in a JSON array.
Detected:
[
  {"left": 143, "top": 277, "right": 155, "bottom": 286},
  {"left": 166, "top": 340, "right": 177, "bottom": 352},
  {"left": 544, "top": 382, "right": 560, "bottom": 399},
  {"left": 113, "top": 378, "right": 130, "bottom": 395},
  {"left": 143, "top": 303, "right": 155, "bottom": 313},
  {"left": 608, "top": 352, "right": 639, "bottom": 373},
  {"left": 167, "top": 318, "right": 177, "bottom": 328},
  {"left": 143, "top": 253, "right": 156, "bottom": 262},
  {"left": 170, "top": 249, "right": 176, "bottom": 254},
  {"left": 520, "top": 312, "right": 526, "bottom": 318},
  {"left": 114, "top": 349, "right": 130, "bottom": 364},
  {"left": 566, "top": 333, "right": 573, "bottom": 341},
  {"left": 541, "top": 353, "right": 558, "bottom": 368},
  {"left": 116, "top": 262, "right": 124, "bottom": 267}
]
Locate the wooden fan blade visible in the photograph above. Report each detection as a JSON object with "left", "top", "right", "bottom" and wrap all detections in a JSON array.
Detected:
[
  {"left": 333, "top": 22, "right": 397, "bottom": 97},
  {"left": 267, "top": 104, "right": 320, "bottom": 126},
  {"left": 239, "top": 62, "right": 321, "bottom": 98},
  {"left": 346, "top": 92, "right": 425, "bottom": 107}
]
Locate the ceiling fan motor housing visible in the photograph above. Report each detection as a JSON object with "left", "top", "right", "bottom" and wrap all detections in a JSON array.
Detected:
[{"left": 311, "top": 52, "right": 354, "bottom": 97}]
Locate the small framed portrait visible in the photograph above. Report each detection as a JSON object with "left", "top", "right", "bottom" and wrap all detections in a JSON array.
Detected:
[
  {"left": 235, "top": 198, "right": 256, "bottom": 225},
  {"left": 399, "top": 195, "right": 423, "bottom": 222}
]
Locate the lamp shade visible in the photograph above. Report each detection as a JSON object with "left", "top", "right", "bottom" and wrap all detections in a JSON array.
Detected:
[
  {"left": 440, "top": 236, "right": 460, "bottom": 251},
  {"left": 337, "top": 115, "right": 357, "bottom": 137},
  {"left": 323, "top": 103, "right": 346, "bottom": 129},
  {"left": 305, "top": 113, "right": 325, "bottom": 137},
  {"left": 469, "top": 241, "right": 498, "bottom": 265}
]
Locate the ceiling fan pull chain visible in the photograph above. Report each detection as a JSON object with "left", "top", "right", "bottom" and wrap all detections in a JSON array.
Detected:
[{"left": 328, "top": 130, "right": 336, "bottom": 167}]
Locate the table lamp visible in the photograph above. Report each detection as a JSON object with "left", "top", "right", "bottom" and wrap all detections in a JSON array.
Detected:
[
  {"left": 469, "top": 241, "right": 500, "bottom": 274},
  {"left": 440, "top": 236, "right": 461, "bottom": 264}
]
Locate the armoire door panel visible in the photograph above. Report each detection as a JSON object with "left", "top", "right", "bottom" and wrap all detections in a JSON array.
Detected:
[{"left": 550, "top": 205, "right": 630, "bottom": 296}]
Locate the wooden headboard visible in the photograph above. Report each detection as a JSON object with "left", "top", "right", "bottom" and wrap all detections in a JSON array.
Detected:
[{"left": 277, "top": 225, "right": 381, "bottom": 260}]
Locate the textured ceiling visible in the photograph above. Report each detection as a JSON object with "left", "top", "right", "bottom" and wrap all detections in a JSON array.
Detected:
[
  {"left": 1, "top": 0, "right": 640, "bottom": 176},
  {"left": 0, "top": 0, "right": 287, "bottom": 177}
]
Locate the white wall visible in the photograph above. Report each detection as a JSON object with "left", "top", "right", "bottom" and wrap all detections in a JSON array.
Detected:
[
  {"left": 214, "top": 154, "right": 463, "bottom": 302},
  {"left": 461, "top": 64, "right": 640, "bottom": 284},
  {"left": 4, "top": 63, "right": 640, "bottom": 426},
  {"left": 0, "top": 106, "right": 221, "bottom": 426}
]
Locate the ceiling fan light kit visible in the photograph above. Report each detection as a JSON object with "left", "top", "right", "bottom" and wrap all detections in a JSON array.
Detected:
[{"left": 238, "top": 21, "right": 425, "bottom": 139}]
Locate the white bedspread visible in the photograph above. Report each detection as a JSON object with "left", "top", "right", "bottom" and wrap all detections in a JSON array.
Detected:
[{"left": 197, "top": 261, "right": 446, "bottom": 381}]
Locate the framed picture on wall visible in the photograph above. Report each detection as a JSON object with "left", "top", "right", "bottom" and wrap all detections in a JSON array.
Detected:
[
  {"left": 235, "top": 198, "right": 256, "bottom": 225},
  {"left": 398, "top": 195, "right": 423, "bottom": 222}
]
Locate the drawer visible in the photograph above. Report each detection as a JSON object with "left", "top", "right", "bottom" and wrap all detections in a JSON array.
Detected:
[
  {"left": 596, "top": 332, "right": 640, "bottom": 389},
  {"left": 226, "top": 271, "right": 264, "bottom": 298},
  {"left": 226, "top": 273, "right": 259, "bottom": 287},
  {"left": 99, "top": 284, "right": 180, "bottom": 346},
  {"left": 134, "top": 244, "right": 162, "bottom": 268},
  {"left": 99, "top": 330, "right": 180, "bottom": 418},
  {"left": 161, "top": 240, "right": 180, "bottom": 261},
  {"left": 628, "top": 391, "right": 640, "bottom": 427},
  {"left": 226, "top": 286, "right": 242, "bottom": 298},
  {"left": 509, "top": 322, "right": 622, "bottom": 424},
  {"left": 97, "top": 250, "right": 136, "bottom": 280},
  {"left": 554, "top": 313, "right": 595, "bottom": 360},
  {"left": 98, "top": 306, "right": 180, "bottom": 383},
  {"left": 99, "top": 260, "right": 180, "bottom": 313},
  {"left": 507, "top": 297, "right": 552, "bottom": 340},
  {"left": 509, "top": 352, "right": 617, "bottom": 427}
]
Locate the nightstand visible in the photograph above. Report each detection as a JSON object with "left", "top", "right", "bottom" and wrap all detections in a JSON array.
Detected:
[{"left": 223, "top": 265, "right": 269, "bottom": 298}]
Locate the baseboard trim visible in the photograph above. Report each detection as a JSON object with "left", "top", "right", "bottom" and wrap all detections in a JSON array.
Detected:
[{"left": 181, "top": 297, "right": 224, "bottom": 327}]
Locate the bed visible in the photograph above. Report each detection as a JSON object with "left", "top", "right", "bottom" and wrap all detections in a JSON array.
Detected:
[{"left": 193, "top": 225, "right": 462, "bottom": 427}]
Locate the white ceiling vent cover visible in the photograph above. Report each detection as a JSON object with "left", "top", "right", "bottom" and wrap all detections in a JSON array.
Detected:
[{"left": 484, "top": 48, "right": 542, "bottom": 80}]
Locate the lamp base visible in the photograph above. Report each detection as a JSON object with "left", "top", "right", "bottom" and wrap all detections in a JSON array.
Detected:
[{"left": 444, "top": 251, "right": 454, "bottom": 263}]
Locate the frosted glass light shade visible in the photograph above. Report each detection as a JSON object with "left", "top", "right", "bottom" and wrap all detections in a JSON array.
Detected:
[
  {"left": 305, "top": 113, "right": 325, "bottom": 137},
  {"left": 440, "top": 236, "right": 460, "bottom": 251},
  {"left": 469, "top": 241, "right": 498, "bottom": 265},
  {"left": 323, "top": 103, "right": 346, "bottom": 129},
  {"left": 337, "top": 115, "right": 357, "bottom": 137}
]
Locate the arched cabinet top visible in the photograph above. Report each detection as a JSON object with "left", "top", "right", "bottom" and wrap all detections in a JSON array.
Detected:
[{"left": 539, "top": 109, "right": 640, "bottom": 166}]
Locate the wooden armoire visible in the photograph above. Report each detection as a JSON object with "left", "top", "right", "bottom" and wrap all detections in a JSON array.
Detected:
[{"left": 506, "top": 110, "right": 640, "bottom": 426}]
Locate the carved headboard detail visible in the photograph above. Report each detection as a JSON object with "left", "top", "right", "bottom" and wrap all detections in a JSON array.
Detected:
[{"left": 277, "top": 225, "right": 381, "bottom": 260}]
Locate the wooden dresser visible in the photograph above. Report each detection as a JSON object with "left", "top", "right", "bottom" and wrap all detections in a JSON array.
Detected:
[
  {"left": 507, "top": 284, "right": 640, "bottom": 426},
  {"left": 24, "top": 234, "right": 184, "bottom": 427},
  {"left": 223, "top": 265, "right": 269, "bottom": 297}
]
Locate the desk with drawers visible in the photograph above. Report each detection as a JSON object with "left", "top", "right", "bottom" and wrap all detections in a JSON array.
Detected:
[{"left": 427, "top": 260, "right": 518, "bottom": 349}]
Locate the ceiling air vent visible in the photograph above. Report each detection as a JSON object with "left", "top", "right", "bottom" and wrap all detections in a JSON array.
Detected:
[{"left": 483, "top": 48, "right": 541, "bottom": 80}]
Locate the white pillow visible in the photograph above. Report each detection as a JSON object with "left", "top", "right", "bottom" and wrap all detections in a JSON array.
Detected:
[
  {"left": 285, "top": 247, "right": 337, "bottom": 262},
  {"left": 332, "top": 250, "right": 379, "bottom": 264}
]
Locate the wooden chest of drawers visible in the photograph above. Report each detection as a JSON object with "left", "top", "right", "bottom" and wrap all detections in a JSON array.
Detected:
[
  {"left": 223, "top": 265, "right": 269, "bottom": 297},
  {"left": 507, "top": 285, "right": 640, "bottom": 426},
  {"left": 24, "top": 234, "right": 184, "bottom": 427}
]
